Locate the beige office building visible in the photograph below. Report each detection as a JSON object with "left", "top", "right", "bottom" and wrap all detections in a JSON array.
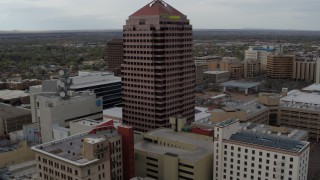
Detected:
[
  {"left": 134, "top": 127, "right": 214, "bottom": 180},
  {"left": 195, "top": 63, "right": 206, "bottom": 86},
  {"left": 245, "top": 46, "right": 278, "bottom": 71},
  {"left": 242, "top": 59, "right": 261, "bottom": 78},
  {"left": 219, "top": 57, "right": 243, "bottom": 79},
  {"left": 213, "top": 119, "right": 310, "bottom": 180},
  {"left": 32, "top": 126, "right": 134, "bottom": 180}
]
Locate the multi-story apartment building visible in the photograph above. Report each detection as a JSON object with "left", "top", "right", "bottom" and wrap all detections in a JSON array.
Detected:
[
  {"left": 279, "top": 90, "right": 320, "bottom": 140},
  {"left": 242, "top": 59, "right": 261, "bottom": 78},
  {"left": 134, "top": 119, "right": 214, "bottom": 180},
  {"left": 30, "top": 91, "right": 103, "bottom": 143},
  {"left": 245, "top": 46, "right": 278, "bottom": 71},
  {"left": 122, "top": 0, "right": 195, "bottom": 132},
  {"left": 267, "top": 55, "right": 294, "bottom": 79},
  {"left": 107, "top": 39, "right": 123, "bottom": 76},
  {"left": 32, "top": 125, "right": 134, "bottom": 180},
  {"left": 213, "top": 119, "right": 310, "bottom": 180}
]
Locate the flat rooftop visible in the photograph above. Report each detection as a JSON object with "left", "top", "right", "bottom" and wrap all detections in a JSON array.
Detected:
[
  {"left": 70, "top": 71, "right": 121, "bottom": 89},
  {"left": 135, "top": 128, "right": 214, "bottom": 162},
  {"left": 195, "top": 106, "right": 211, "bottom": 121},
  {"left": 230, "top": 131, "right": 308, "bottom": 153},
  {"left": 239, "top": 123, "right": 308, "bottom": 141},
  {"left": 103, "top": 107, "right": 123, "bottom": 119},
  {"left": 233, "top": 100, "right": 268, "bottom": 117},
  {"left": 302, "top": 84, "right": 320, "bottom": 92},
  {"left": 220, "top": 80, "right": 261, "bottom": 89},
  {"left": 32, "top": 129, "right": 118, "bottom": 166},
  {"left": 195, "top": 56, "right": 220, "bottom": 60},
  {"left": 280, "top": 90, "right": 320, "bottom": 109},
  {"left": 0, "top": 103, "right": 31, "bottom": 119},
  {"left": 204, "top": 71, "right": 229, "bottom": 75},
  {"left": 0, "top": 90, "right": 29, "bottom": 100}
]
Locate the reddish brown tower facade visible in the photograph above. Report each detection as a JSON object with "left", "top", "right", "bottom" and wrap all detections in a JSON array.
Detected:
[
  {"left": 122, "top": 0, "right": 195, "bottom": 132},
  {"left": 107, "top": 39, "right": 123, "bottom": 76}
]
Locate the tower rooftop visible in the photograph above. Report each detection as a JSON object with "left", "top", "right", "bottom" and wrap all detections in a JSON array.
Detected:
[{"left": 130, "top": 0, "right": 185, "bottom": 18}]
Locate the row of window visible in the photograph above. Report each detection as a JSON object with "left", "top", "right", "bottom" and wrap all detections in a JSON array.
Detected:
[
  {"left": 124, "top": 44, "right": 192, "bottom": 49},
  {"left": 123, "top": 38, "right": 192, "bottom": 43}
]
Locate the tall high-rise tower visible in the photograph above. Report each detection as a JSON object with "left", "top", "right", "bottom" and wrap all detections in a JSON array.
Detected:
[{"left": 122, "top": 0, "right": 195, "bottom": 132}]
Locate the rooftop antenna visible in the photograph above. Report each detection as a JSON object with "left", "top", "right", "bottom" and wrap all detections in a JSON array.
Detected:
[{"left": 57, "top": 69, "right": 73, "bottom": 99}]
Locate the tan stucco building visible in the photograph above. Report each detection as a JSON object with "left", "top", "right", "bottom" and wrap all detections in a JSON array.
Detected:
[{"left": 134, "top": 127, "right": 214, "bottom": 180}]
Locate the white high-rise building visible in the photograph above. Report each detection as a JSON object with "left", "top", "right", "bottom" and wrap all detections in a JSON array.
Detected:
[
  {"left": 245, "top": 46, "right": 279, "bottom": 71},
  {"left": 213, "top": 119, "right": 310, "bottom": 180}
]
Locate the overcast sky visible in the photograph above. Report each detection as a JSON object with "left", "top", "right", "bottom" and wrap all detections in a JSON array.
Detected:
[{"left": 0, "top": 0, "right": 319, "bottom": 31}]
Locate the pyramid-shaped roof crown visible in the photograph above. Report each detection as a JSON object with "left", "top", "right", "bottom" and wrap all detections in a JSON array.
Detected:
[{"left": 131, "top": 0, "right": 186, "bottom": 18}]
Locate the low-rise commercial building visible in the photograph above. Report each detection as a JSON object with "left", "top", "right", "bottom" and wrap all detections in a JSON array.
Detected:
[
  {"left": 0, "top": 103, "right": 32, "bottom": 136},
  {"left": 0, "top": 90, "right": 30, "bottom": 105},
  {"left": 32, "top": 125, "right": 134, "bottom": 180},
  {"left": 213, "top": 119, "right": 310, "bottom": 180},
  {"left": 6, "top": 79, "right": 41, "bottom": 90},
  {"left": 211, "top": 100, "right": 269, "bottom": 124},
  {"left": 0, "top": 140, "right": 35, "bottom": 168},
  {"left": 204, "top": 71, "right": 230, "bottom": 84}
]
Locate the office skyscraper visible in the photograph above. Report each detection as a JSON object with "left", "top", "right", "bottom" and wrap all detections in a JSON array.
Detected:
[{"left": 122, "top": 0, "right": 195, "bottom": 132}]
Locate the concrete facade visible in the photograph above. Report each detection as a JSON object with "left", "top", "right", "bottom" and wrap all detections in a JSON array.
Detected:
[
  {"left": 204, "top": 71, "right": 230, "bottom": 84},
  {"left": 279, "top": 90, "right": 320, "bottom": 140},
  {"left": 30, "top": 91, "right": 103, "bottom": 143},
  {"left": 32, "top": 125, "right": 134, "bottom": 180},
  {"left": 213, "top": 119, "right": 310, "bottom": 180},
  {"left": 0, "top": 141, "right": 35, "bottom": 168},
  {"left": 245, "top": 46, "right": 278, "bottom": 71},
  {"left": 0, "top": 103, "right": 32, "bottom": 136},
  {"left": 134, "top": 128, "right": 213, "bottom": 180}
]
